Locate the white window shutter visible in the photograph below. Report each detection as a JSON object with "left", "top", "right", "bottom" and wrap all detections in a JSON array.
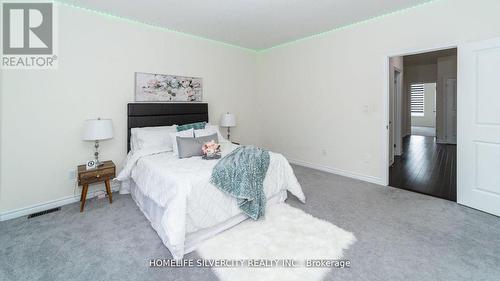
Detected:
[{"left": 411, "top": 84, "right": 424, "bottom": 116}]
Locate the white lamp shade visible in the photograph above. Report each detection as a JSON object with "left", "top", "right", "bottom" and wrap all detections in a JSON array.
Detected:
[
  {"left": 82, "top": 119, "right": 114, "bottom": 141},
  {"left": 220, "top": 113, "right": 236, "bottom": 127}
]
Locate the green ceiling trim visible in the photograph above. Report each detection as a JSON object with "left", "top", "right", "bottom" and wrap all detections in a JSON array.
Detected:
[
  {"left": 53, "top": 0, "right": 258, "bottom": 53},
  {"left": 54, "top": 0, "right": 440, "bottom": 53},
  {"left": 259, "top": 0, "right": 440, "bottom": 52}
]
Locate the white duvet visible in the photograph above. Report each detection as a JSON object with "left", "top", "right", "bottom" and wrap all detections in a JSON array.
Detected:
[{"left": 116, "top": 142, "right": 305, "bottom": 259}]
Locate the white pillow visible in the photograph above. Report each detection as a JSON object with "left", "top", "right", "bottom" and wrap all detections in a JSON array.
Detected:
[
  {"left": 131, "top": 125, "right": 177, "bottom": 152},
  {"left": 195, "top": 124, "right": 229, "bottom": 143},
  {"left": 170, "top": 128, "right": 194, "bottom": 156}
]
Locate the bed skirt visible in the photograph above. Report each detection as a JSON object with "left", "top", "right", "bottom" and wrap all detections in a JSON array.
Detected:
[{"left": 124, "top": 179, "right": 288, "bottom": 258}]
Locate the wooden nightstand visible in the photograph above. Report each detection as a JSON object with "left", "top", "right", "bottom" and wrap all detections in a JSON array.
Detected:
[{"left": 77, "top": 160, "right": 116, "bottom": 212}]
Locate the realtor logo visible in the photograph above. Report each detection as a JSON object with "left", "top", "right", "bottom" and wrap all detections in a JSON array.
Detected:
[{"left": 1, "top": 2, "right": 57, "bottom": 69}]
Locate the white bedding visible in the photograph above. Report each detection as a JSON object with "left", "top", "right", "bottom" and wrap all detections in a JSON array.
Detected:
[{"left": 116, "top": 142, "right": 305, "bottom": 259}]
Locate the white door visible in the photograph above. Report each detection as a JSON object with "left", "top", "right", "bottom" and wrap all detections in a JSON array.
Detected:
[
  {"left": 458, "top": 37, "right": 500, "bottom": 216},
  {"left": 445, "top": 78, "right": 457, "bottom": 144}
]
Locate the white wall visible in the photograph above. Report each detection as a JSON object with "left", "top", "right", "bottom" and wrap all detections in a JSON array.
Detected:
[
  {"left": 404, "top": 54, "right": 457, "bottom": 138},
  {"left": 404, "top": 63, "right": 438, "bottom": 133},
  {"left": 0, "top": 68, "right": 2, "bottom": 210},
  {"left": 257, "top": 0, "right": 500, "bottom": 184},
  {"left": 405, "top": 64, "right": 438, "bottom": 84},
  {"left": 411, "top": 83, "right": 436, "bottom": 128},
  {"left": 0, "top": 4, "right": 259, "bottom": 214},
  {"left": 436, "top": 55, "right": 457, "bottom": 143},
  {"left": 2, "top": 0, "right": 500, "bottom": 216}
]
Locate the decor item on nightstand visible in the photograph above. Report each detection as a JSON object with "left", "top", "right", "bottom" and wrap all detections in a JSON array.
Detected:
[
  {"left": 135, "top": 72, "right": 203, "bottom": 102},
  {"left": 86, "top": 160, "right": 97, "bottom": 170},
  {"left": 78, "top": 160, "right": 116, "bottom": 212},
  {"left": 82, "top": 118, "right": 113, "bottom": 167},
  {"left": 220, "top": 112, "right": 236, "bottom": 141}
]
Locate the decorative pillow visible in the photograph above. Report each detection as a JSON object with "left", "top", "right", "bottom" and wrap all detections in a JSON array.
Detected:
[
  {"left": 176, "top": 122, "right": 206, "bottom": 132},
  {"left": 195, "top": 124, "right": 229, "bottom": 143},
  {"left": 131, "top": 125, "right": 177, "bottom": 152},
  {"left": 177, "top": 133, "right": 218, "bottom": 159},
  {"left": 169, "top": 128, "right": 194, "bottom": 156}
]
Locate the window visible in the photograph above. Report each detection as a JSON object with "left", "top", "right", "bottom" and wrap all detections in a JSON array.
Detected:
[{"left": 410, "top": 83, "right": 425, "bottom": 116}]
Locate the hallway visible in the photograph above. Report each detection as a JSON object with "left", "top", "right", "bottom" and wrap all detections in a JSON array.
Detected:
[{"left": 390, "top": 135, "right": 457, "bottom": 201}]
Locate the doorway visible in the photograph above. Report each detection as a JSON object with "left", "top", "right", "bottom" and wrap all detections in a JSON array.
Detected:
[
  {"left": 410, "top": 83, "right": 436, "bottom": 137},
  {"left": 388, "top": 48, "right": 457, "bottom": 201}
]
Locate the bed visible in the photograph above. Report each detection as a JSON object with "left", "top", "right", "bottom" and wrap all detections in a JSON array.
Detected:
[{"left": 116, "top": 103, "right": 305, "bottom": 259}]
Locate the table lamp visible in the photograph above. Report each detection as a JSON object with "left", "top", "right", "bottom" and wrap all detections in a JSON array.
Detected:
[
  {"left": 82, "top": 118, "right": 113, "bottom": 167},
  {"left": 220, "top": 112, "right": 236, "bottom": 141}
]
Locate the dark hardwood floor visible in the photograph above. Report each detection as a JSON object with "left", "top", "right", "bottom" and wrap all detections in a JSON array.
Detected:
[{"left": 390, "top": 135, "right": 457, "bottom": 201}]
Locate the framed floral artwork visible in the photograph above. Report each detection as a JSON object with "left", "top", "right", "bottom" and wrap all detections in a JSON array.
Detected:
[{"left": 135, "top": 72, "right": 203, "bottom": 102}]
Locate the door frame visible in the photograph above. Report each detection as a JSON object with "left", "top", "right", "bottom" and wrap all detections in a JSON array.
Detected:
[
  {"left": 382, "top": 44, "right": 458, "bottom": 186},
  {"left": 389, "top": 66, "right": 402, "bottom": 166},
  {"left": 393, "top": 67, "right": 403, "bottom": 157}
]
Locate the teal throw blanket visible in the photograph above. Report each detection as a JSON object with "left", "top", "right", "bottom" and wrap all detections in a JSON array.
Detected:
[{"left": 210, "top": 146, "right": 270, "bottom": 220}]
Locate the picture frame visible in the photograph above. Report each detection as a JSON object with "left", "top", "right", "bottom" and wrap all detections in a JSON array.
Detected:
[{"left": 135, "top": 72, "right": 203, "bottom": 102}]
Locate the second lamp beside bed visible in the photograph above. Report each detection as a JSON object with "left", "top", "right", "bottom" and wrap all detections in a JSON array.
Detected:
[{"left": 220, "top": 112, "right": 236, "bottom": 141}]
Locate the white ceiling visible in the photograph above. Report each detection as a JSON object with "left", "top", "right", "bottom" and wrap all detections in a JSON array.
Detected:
[{"left": 66, "top": 0, "right": 431, "bottom": 50}]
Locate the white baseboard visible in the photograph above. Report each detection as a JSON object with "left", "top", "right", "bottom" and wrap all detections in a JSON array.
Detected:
[
  {"left": 1, "top": 161, "right": 383, "bottom": 221},
  {"left": 287, "top": 158, "right": 385, "bottom": 186},
  {"left": 0, "top": 182, "right": 121, "bottom": 221}
]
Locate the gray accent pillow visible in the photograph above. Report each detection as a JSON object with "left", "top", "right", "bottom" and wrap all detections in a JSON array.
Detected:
[{"left": 176, "top": 133, "right": 218, "bottom": 159}]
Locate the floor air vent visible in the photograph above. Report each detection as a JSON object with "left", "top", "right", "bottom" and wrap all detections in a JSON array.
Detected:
[{"left": 27, "top": 207, "right": 61, "bottom": 219}]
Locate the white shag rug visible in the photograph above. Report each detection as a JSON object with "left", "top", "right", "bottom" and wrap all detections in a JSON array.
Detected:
[{"left": 197, "top": 203, "right": 356, "bottom": 281}]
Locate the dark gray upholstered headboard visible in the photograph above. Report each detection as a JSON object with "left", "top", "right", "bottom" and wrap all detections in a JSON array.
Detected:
[{"left": 127, "top": 103, "right": 208, "bottom": 152}]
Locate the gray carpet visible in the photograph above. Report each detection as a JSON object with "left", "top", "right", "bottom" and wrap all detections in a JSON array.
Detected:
[{"left": 1, "top": 165, "right": 500, "bottom": 281}]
